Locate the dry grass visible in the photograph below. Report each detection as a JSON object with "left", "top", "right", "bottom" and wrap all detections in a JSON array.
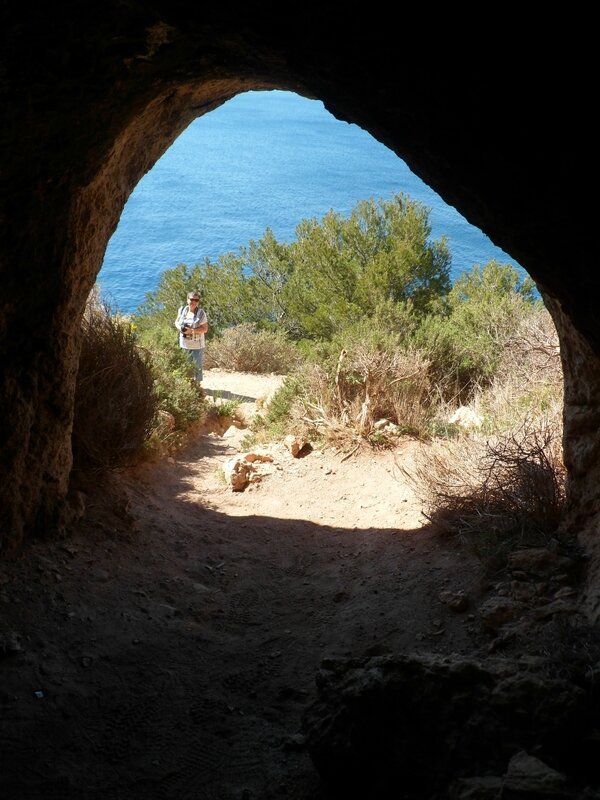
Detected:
[
  {"left": 205, "top": 323, "right": 301, "bottom": 374},
  {"left": 426, "top": 305, "right": 563, "bottom": 437},
  {"left": 403, "top": 413, "right": 566, "bottom": 566},
  {"left": 401, "top": 307, "right": 568, "bottom": 568},
  {"left": 296, "top": 347, "right": 431, "bottom": 447},
  {"left": 501, "top": 305, "right": 562, "bottom": 384},
  {"left": 480, "top": 306, "right": 563, "bottom": 431}
]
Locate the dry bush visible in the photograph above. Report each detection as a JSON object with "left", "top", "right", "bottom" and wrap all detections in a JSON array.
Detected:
[
  {"left": 297, "top": 347, "right": 431, "bottom": 446},
  {"left": 430, "top": 305, "right": 564, "bottom": 438},
  {"left": 404, "top": 413, "right": 566, "bottom": 564},
  {"left": 501, "top": 305, "right": 562, "bottom": 385},
  {"left": 205, "top": 323, "right": 300, "bottom": 374},
  {"left": 481, "top": 305, "right": 563, "bottom": 430},
  {"left": 405, "top": 306, "right": 567, "bottom": 567},
  {"left": 72, "top": 298, "right": 158, "bottom": 472}
]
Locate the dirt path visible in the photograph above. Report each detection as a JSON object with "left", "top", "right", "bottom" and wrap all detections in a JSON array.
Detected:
[{"left": 0, "top": 370, "right": 486, "bottom": 799}]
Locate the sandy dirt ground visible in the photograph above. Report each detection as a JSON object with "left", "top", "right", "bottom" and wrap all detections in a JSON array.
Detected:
[{"left": 0, "top": 370, "right": 493, "bottom": 799}]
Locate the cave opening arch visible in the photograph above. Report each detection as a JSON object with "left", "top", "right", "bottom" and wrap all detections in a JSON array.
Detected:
[{"left": 1, "top": 14, "right": 598, "bottom": 614}]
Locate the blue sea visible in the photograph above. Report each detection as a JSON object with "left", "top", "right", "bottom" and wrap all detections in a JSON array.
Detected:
[{"left": 99, "top": 90, "right": 522, "bottom": 314}]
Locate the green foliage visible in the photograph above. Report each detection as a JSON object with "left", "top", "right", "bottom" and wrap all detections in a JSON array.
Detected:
[
  {"left": 215, "top": 400, "right": 240, "bottom": 418},
  {"left": 451, "top": 259, "right": 536, "bottom": 305},
  {"left": 133, "top": 257, "right": 255, "bottom": 341},
  {"left": 125, "top": 196, "right": 544, "bottom": 453},
  {"left": 132, "top": 306, "right": 204, "bottom": 432},
  {"left": 134, "top": 263, "right": 197, "bottom": 338},
  {"left": 205, "top": 392, "right": 240, "bottom": 418},
  {"left": 297, "top": 301, "right": 416, "bottom": 371},
  {"left": 251, "top": 375, "right": 310, "bottom": 440},
  {"left": 242, "top": 228, "right": 295, "bottom": 328},
  {"left": 415, "top": 260, "right": 538, "bottom": 399},
  {"left": 147, "top": 345, "right": 203, "bottom": 430},
  {"left": 282, "top": 195, "right": 450, "bottom": 339},
  {"left": 195, "top": 252, "right": 274, "bottom": 333},
  {"left": 336, "top": 313, "right": 411, "bottom": 364},
  {"left": 134, "top": 193, "right": 450, "bottom": 349}
]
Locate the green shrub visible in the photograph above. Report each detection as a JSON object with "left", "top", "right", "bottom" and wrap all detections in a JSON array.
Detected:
[
  {"left": 134, "top": 258, "right": 271, "bottom": 339},
  {"left": 250, "top": 374, "right": 311, "bottom": 441},
  {"left": 205, "top": 391, "right": 240, "bottom": 418},
  {"left": 299, "top": 311, "right": 414, "bottom": 378},
  {"left": 132, "top": 314, "right": 207, "bottom": 433},
  {"left": 72, "top": 298, "right": 158, "bottom": 472},
  {"left": 148, "top": 345, "right": 204, "bottom": 430},
  {"left": 133, "top": 193, "right": 451, "bottom": 346},
  {"left": 415, "top": 261, "right": 538, "bottom": 401},
  {"left": 205, "top": 323, "right": 301, "bottom": 373},
  {"left": 281, "top": 195, "right": 450, "bottom": 339}
]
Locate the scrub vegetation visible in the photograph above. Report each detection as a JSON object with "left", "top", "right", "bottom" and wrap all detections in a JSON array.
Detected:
[{"left": 76, "top": 193, "right": 565, "bottom": 541}]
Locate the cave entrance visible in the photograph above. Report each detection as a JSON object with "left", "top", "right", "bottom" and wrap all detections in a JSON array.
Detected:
[
  {"left": 83, "top": 90, "right": 564, "bottom": 558},
  {"left": 5, "top": 71, "right": 591, "bottom": 618}
]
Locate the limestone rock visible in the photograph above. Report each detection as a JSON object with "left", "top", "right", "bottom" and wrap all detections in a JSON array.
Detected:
[
  {"left": 503, "top": 751, "right": 567, "bottom": 797},
  {"left": 284, "top": 435, "right": 307, "bottom": 458},
  {"left": 222, "top": 451, "right": 275, "bottom": 490},
  {"left": 222, "top": 425, "right": 240, "bottom": 438},
  {"left": 507, "top": 548, "right": 560, "bottom": 577},
  {"left": 534, "top": 599, "right": 579, "bottom": 620},
  {"left": 222, "top": 456, "right": 253, "bottom": 491},
  {"left": 438, "top": 588, "right": 470, "bottom": 612},
  {"left": 449, "top": 406, "right": 483, "bottom": 430},
  {"left": 0, "top": 632, "right": 22, "bottom": 657},
  {"left": 480, "top": 597, "right": 523, "bottom": 629},
  {"left": 510, "top": 581, "right": 538, "bottom": 602},
  {"left": 373, "top": 418, "right": 401, "bottom": 436},
  {"left": 243, "top": 452, "right": 274, "bottom": 464},
  {"left": 156, "top": 410, "right": 176, "bottom": 432},
  {"left": 373, "top": 418, "right": 391, "bottom": 429},
  {"left": 449, "top": 776, "right": 503, "bottom": 799},
  {"left": 303, "top": 653, "right": 589, "bottom": 799}
]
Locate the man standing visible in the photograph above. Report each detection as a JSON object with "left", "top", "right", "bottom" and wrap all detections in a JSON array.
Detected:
[{"left": 175, "top": 291, "right": 208, "bottom": 382}]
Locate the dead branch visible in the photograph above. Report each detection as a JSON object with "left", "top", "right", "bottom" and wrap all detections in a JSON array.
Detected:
[
  {"left": 340, "top": 442, "right": 361, "bottom": 462},
  {"left": 389, "top": 369, "right": 424, "bottom": 386},
  {"left": 334, "top": 349, "right": 347, "bottom": 414}
]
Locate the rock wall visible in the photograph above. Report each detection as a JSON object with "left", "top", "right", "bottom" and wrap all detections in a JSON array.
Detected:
[
  {"left": 303, "top": 653, "right": 599, "bottom": 799},
  {"left": 547, "top": 297, "right": 600, "bottom": 618}
]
